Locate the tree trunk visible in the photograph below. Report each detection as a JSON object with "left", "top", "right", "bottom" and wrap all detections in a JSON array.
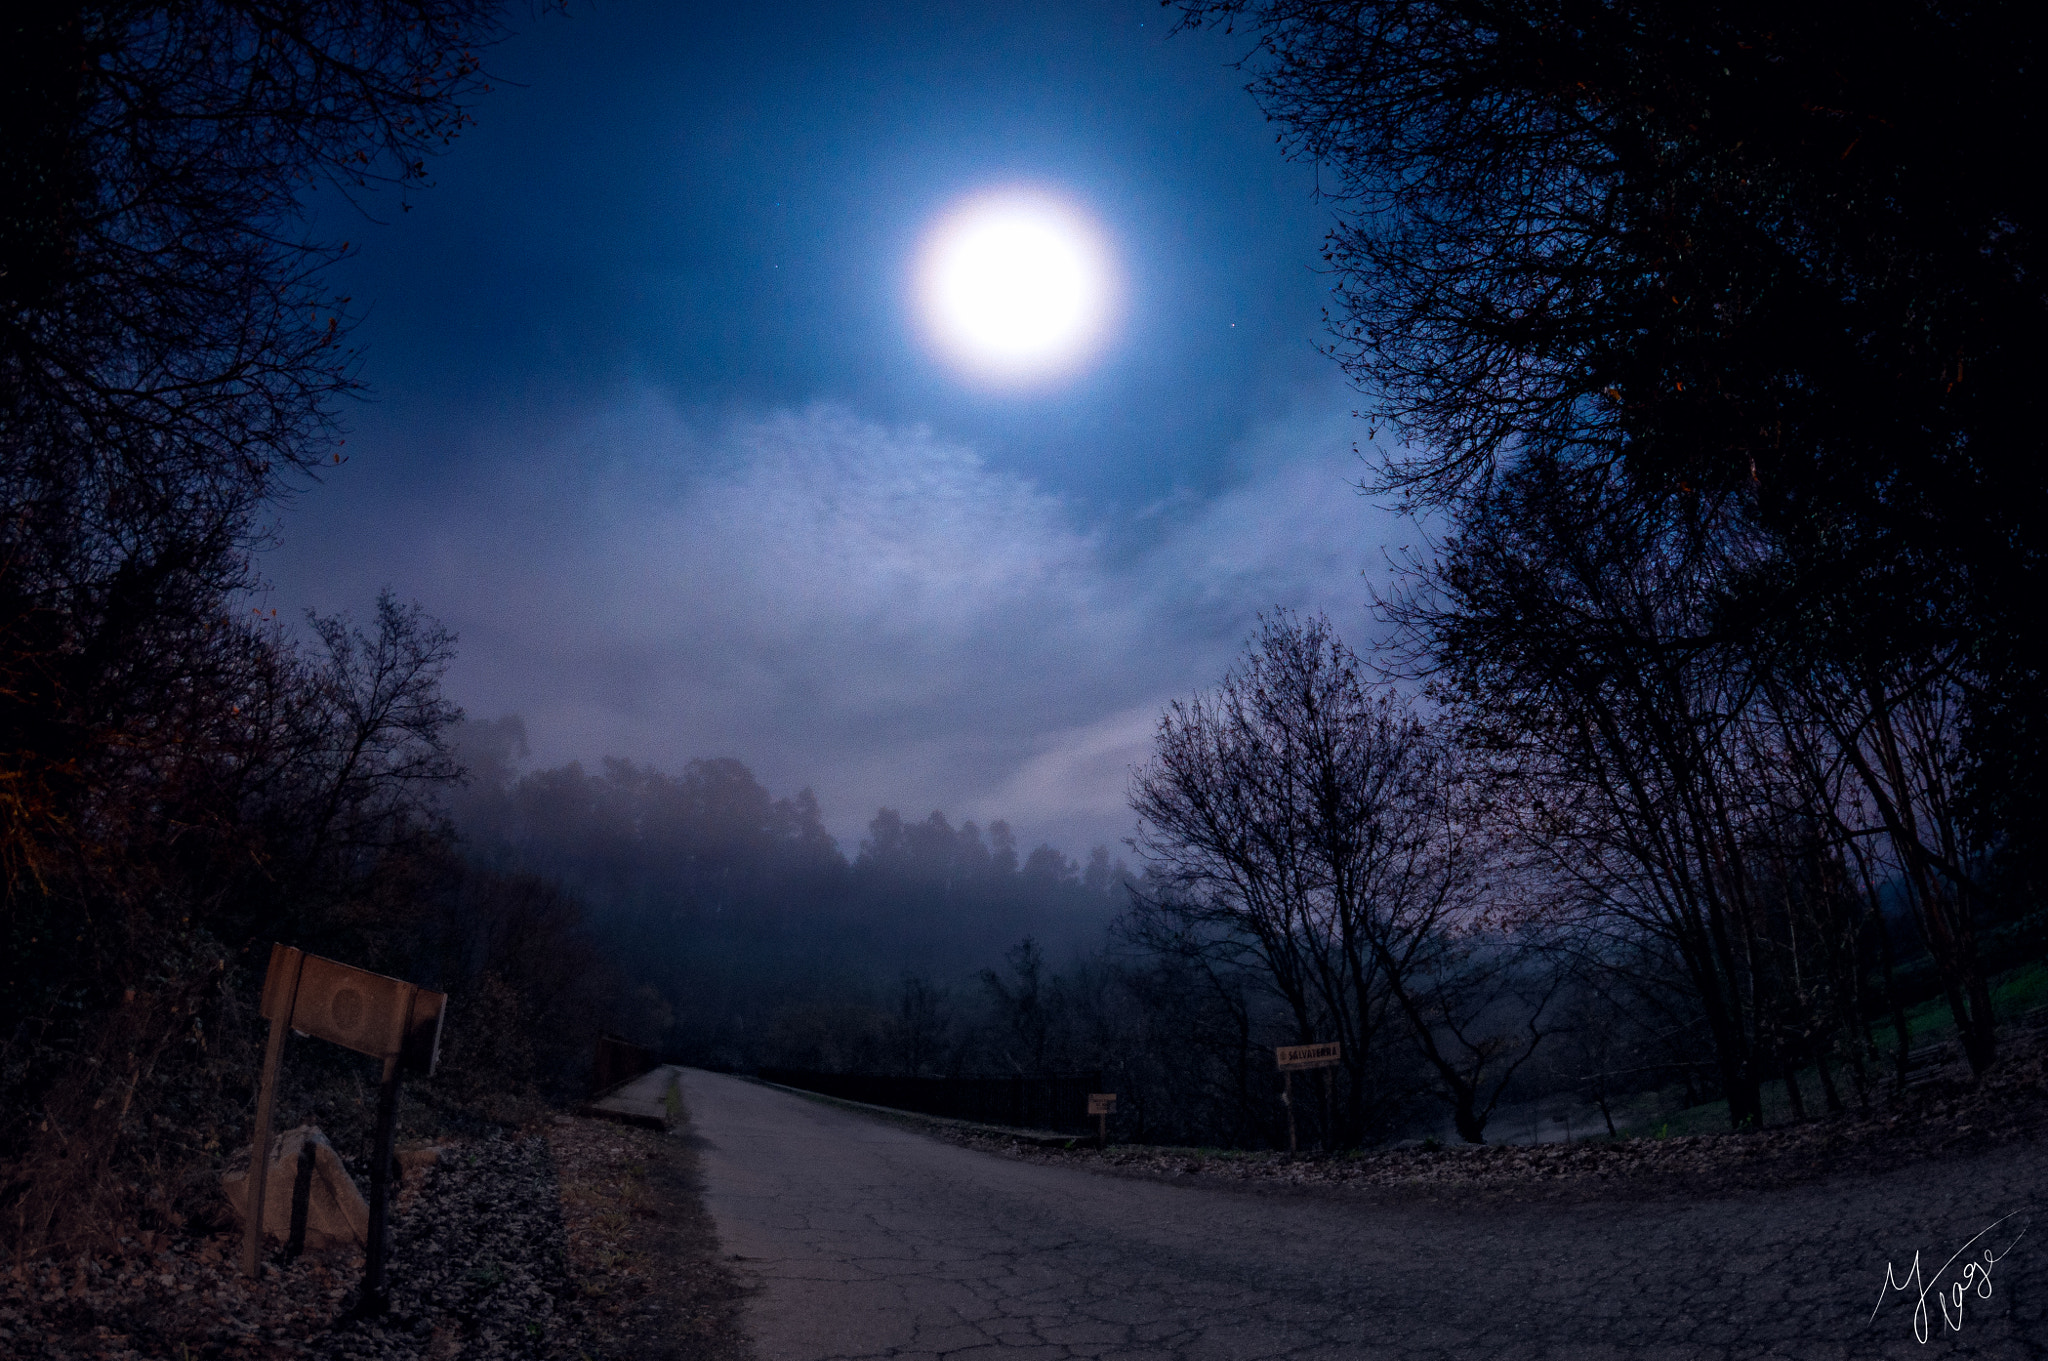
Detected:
[
  {"left": 1721, "top": 1052, "right": 1763, "bottom": 1130},
  {"left": 1815, "top": 1048, "right": 1843, "bottom": 1115},
  {"left": 1780, "top": 1048, "right": 1806, "bottom": 1122},
  {"left": 1451, "top": 1091, "right": 1486, "bottom": 1145},
  {"left": 1873, "top": 905, "right": 1912, "bottom": 1090}
]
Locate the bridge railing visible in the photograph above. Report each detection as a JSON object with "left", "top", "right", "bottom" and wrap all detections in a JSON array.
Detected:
[{"left": 757, "top": 1068, "right": 1103, "bottom": 1134}]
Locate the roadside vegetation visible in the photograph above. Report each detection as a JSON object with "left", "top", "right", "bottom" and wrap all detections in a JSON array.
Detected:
[{"left": 0, "top": 0, "right": 619, "bottom": 1268}]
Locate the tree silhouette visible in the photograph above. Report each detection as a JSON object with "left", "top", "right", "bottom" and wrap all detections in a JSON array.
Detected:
[{"left": 1184, "top": 0, "right": 2046, "bottom": 899}]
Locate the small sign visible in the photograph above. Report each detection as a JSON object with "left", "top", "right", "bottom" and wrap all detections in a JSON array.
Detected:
[
  {"left": 1087, "top": 1093, "right": 1117, "bottom": 1116},
  {"left": 260, "top": 945, "right": 446, "bottom": 1076},
  {"left": 1275, "top": 1042, "right": 1341, "bottom": 1071}
]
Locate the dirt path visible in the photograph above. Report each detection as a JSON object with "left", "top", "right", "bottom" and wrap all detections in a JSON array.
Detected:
[{"left": 683, "top": 1068, "right": 2048, "bottom": 1361}]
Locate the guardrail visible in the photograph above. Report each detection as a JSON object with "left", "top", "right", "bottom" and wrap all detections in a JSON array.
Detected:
[
  {"left": 758, "top": 1068, "right": 1104, "bottom": 1135},
  {"left": 590, "top": 1033, "right": 657, "bottom": 1098}
]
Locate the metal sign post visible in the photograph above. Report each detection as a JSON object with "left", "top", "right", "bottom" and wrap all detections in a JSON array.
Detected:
[
  {"left": 1087, "top": 1093, "right": 1116, "bottom": 1149},
  {"left": 1274, "top": 1043, "right": 1341, "bottom": 1155},
  {"left": 241, "top": 944, "right": 446, "bottom": 1316}
]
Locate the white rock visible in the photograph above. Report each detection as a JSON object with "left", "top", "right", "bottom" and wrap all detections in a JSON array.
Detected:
[{"left": 222, "top": 1125, "right": 368, "bottom": 1251}]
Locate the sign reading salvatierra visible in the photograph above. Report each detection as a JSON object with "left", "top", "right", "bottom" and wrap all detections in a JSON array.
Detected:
[{"left": 1275, "top": 1042, "right": 1341, "bottom": 1071}]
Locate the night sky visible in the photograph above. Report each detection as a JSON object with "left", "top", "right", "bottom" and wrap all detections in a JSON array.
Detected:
[{"left": 271, "top": 0, "right": 1411, "bottom": 855}]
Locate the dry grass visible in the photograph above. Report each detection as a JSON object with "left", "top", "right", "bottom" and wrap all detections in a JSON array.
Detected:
[
  {"left": 546, "top": 1109, "right": 751, "bottom": 1361},
  {"left": 0, "top": 1133, "right": 496, "bottom": 1360},
  {"left": 0, "top": 1218, "right": 371, "bottom": 1358}
]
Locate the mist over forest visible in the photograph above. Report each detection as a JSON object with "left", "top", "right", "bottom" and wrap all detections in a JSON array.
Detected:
[{"left": 448, "top": 716, "right": 1132, "bottom": 1073}]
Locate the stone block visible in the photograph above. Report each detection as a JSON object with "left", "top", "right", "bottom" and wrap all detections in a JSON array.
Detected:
[{"left": 222, "top": 1125, "right": 369, "bottom": 1252}]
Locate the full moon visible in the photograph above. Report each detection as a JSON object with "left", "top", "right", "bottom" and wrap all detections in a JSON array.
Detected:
[{"left": 916, "top": 190, "right": 1113, "bottom": 382}]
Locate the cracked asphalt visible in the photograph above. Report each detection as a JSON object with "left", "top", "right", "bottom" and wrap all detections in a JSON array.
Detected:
[{"left": 679, "top": 1068, "right": 2048, "bottom": 1361}]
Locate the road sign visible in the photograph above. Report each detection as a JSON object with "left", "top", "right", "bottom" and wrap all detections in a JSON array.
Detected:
[
  {"left": 245, "top": 943, "right": 447, "bottom": 1316},
  {"left": 1274, "top": 1044, "right": 1340, "bottom": 1154},
  {"left": 1087, "top": 1093, "right": 1117, "bottom": 1149}
]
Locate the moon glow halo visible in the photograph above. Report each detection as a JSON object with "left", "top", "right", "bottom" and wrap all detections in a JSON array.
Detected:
[{"left": 916, "top": 190, "right": 1113, "bottom": 383}]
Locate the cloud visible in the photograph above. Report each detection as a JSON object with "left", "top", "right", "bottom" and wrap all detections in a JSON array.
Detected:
[{"left": 272, "top": 389, "right": 1406, "bottom": 853}]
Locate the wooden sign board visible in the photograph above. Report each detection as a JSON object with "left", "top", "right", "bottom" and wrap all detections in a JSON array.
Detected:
[
  {"left": 1275, "top": 1042, "right": 1341, "bottom": 1071},
  {"left": 245, "top": 943, "right": 449, "bottom": 1301},
  {"left": 260, "top": 944, "right": 446, "bottom": 1076},
  {"left": 1087, "top": 1093, "right": 1117, "bottom": 1116}
]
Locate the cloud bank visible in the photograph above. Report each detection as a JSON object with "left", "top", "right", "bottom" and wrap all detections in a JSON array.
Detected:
[{"left": 274, "top": 391, "right": 1409, "bottom": 854}]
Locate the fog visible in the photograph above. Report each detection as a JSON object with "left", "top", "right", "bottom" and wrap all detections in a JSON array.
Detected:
[{"left": 450, "top": 717, "right": 1132, "bottom": 1072}]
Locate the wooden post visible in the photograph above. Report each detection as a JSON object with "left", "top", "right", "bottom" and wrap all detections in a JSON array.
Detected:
[
  {"left": 243, "top": 948, "right": 304, "bottom": 1280},
  {"left": 361, "top": 1052, "right": 402, "bottom": 1315},
  {"left": 241, "top": 1013, "right": 289, "bottom": 1279},
  {"left": 1273, "top": 1043, "right": 1337, "bottom": 1156},
  {"left": 1321, "top": 1067, "right": 1332, "bottom": 1153},
  {"left": 1085, "top": 1093, "right": 1115, "bottom": 1150}
]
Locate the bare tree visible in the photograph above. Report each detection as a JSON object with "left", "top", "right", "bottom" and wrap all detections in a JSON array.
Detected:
[
  {"left": 1185, "top": 0, "right": 2046, "bottom": 882},
  {"left": 1130, "top": 611, "right": 1544, "bottom": 1143},
  {"left": 4, "top": 1, "right": 511, "bottom": 892},
  {"left": 1761, "top": 646, "right": 1996, "bottom": 1072},
  {"left": 889, "top": 975, "right": 955, "bottom": 1077},
  {"left": 3, "top": 8, "right": 515, "bottom": 1242},
  {"left": 288, "top": 592, "right": 464, "bottom": 879},
  {"left": 1404, "top": 460, "right": 1791, "bottom": 1127},
  {"left": 981, "top": 938, "right": 1053, "bottom": 1074}
]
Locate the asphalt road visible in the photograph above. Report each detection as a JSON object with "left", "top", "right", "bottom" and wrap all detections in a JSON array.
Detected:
[{"left": 679, "top": 1069, "right": 2048, "bottom": 1361}]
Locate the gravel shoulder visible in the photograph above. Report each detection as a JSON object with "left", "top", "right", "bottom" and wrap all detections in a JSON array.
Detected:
[
  {"left": 548, "top": 1108, "right": 752, "bottom": 1361},
  {"left": 0, "top": 1081, "right": 754, "bottom": 1361},
  {"left": 2, "top": 1133, "right": 579, "bottom": 1360}
]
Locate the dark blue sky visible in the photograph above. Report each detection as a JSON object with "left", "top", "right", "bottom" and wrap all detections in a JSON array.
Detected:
[{"left": 273, "top": 0, "right": 1411, "bottom": 855}]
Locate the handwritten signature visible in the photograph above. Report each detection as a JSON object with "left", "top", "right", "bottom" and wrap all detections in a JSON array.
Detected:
[{"left": 1870, "top": 1211, "right": 2027, "bottom": 1344}]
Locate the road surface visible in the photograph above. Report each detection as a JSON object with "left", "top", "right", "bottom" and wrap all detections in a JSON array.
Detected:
[{"left": 679, "top": 1069, "right": 2047, "bottom": 1361}]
